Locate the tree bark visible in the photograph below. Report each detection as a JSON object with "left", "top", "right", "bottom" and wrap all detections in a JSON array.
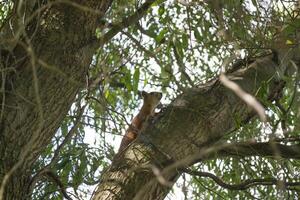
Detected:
[
  {"left": 93, "top": 54, "right": 293, "bottom": 200},
  {"left": 0, "top": 1, "right": 112, "bottom": 199}
]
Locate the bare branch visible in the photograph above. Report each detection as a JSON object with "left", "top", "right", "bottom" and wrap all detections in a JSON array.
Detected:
[
  {"left": 183, "top": 169, "right": 300, "bottom": 190},
  {"left": 172, "top": 43, "right": 194, "bottom": 87},
  {"left": 43, "top": 170, "right": 72, "bottom": 200},
  {"left": 28, "top": 104, "right": 86, "bottom": 196},
  {"left": 98, "top": 0, "right": 159, "bottom": 46},
  {"left": 212, "top": 140, "right": 300, "bottom": 160}
]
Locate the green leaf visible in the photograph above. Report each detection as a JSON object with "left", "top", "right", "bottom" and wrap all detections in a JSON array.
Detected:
[
  {"left": 194, "top": 27, "right": 201, "bottom": 41},
  {"left": 175, "top": 41, "right": 184, "bottom": 58},
  {"left": 61, "top": 123, "right": 68, "bottom": 136},
  {"left": 152, "top": 0, "right": 166, "bottom": 6},
  {"left": 181, "top": 33, "right": 189, "bottom": 49},
  {"left": 73, "top": 154, "right": 86, "bottom": 189},
  {"left": 156, "top": 28, "right": 168, "bottom": 43},
  {"left": 251, "top": 0, "right": 257, "bottom": 7},
  {"left": 158, "top": 6, "right": 165, "bottom": 16},
  {"left": 133, "top": 67, "right": 140, "bottom": 93}
]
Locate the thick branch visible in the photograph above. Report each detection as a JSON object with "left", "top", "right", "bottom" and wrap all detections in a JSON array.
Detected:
[
  {"left": 93, "top": 54, "right": 284, "bottom": 200},
  {"left": 214, "top": 141, "right": 300, "bottom": 160},
  {"left": 149, "top": 141, "right": 300, "bottom": 180},
  {"left": 184, "top": 169, "right": 300, "bottom": 190}
]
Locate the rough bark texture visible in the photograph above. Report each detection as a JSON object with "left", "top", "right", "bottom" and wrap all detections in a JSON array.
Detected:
[
  {"left": 93, "top": 54, "right": 293, "bottom": 200},
  {"left": 0, "top": 1, "right": 113, "bottom": 199}
]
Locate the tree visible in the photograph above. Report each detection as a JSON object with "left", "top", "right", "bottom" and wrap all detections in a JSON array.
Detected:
[{"left": 0, "top": 0, "right": 300, "bottom": 199}]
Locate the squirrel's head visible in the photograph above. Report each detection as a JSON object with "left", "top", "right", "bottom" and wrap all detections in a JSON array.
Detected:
[{"left": 140, "top": 91, "right": 162, "bottom": 108}]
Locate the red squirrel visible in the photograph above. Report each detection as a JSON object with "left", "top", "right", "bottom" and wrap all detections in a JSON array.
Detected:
[{"left": 117, "top": 91, "right": 162, "bottom": 152}]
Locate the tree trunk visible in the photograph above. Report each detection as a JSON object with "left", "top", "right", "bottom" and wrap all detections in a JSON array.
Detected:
[
  {"left": 93, "top": 54, "right": 290, "bottom": 200},
  {"left": 0, "top": 1, "right": 112, "bottom": 199}
]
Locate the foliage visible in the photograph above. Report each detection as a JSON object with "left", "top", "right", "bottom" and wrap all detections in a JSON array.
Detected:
[{"left": 1, "top": 0, "right": 300, "bottom": 199}]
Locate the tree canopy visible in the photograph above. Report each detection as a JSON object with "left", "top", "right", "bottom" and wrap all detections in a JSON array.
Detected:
[{"left": 0, "top": 0, "right": 300, "bottom": 199}]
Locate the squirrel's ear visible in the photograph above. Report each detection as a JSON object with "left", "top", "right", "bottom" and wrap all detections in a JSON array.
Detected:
[
  {"left": 141, "top": 91, "right": 148, "bottom": 98},
  {"left": 137, "top": 91, "right": 144, "bottom": 98}
]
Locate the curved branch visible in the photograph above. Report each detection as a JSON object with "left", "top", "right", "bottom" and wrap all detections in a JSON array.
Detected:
[
  {"left": 28, "top": 104, "right": 86, "bottom": 196},
  {"left": 130, "top": 140, "right": 300, "bottom": 195},
  {"left": 43, "top": 170, "right": 72, "bottom": 200},
  {"left": 183, "top": 169, "right": 300, "bottom": 190},
  {"left": 213, "top": 140, "right": 300, "bottom": 160},
  {"left": 172, "top": 140, "right": 300, "bottom": 168},
  {"left": 98, "top": 0, "right": 160, "bottom": 46}
]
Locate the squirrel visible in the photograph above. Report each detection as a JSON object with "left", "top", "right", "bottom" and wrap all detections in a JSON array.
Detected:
[{"left": 117, "top": 91, "right": 162, "bottom": 153}]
